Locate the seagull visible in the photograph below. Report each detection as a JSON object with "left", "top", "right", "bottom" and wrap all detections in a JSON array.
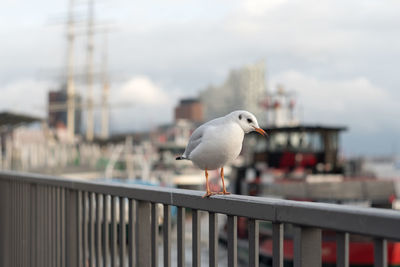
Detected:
[{"left": 176, "top": 110, "right": 266, "bottom": 197}]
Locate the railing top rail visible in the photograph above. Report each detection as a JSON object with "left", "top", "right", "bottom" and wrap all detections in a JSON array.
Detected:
[{"left": 1, "top": 171, "right": 400, "bottom": 240}]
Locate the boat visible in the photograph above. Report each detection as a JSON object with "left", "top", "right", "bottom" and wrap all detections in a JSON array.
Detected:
[{"left": 219, "top": 87, "right": 400, "bottom": 266}]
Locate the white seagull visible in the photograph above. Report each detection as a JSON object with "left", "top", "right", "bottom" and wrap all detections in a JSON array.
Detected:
[{"left": 176, "top": 110, "right": 266, "bottom": 197}]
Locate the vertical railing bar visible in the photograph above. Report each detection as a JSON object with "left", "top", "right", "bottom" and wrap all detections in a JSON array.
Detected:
[
  {"left": 209, "top": 212, "right": 218, "bottom": 267},
  {"left": 21, "top": 183, "right": 24, "bottom": 267},
  {"left": 47, "top": 185, "right": 51, "bottom": 267},
  {"left": 163, "top": 205, "right": 171, "bottom": 267},
  {"left": 227, "top": 215, "right": 237, "bottom": 267},
  {"left": 136, "top": 201, "right": 151, "bottom": 267},
  {"left": 96, "top": 193, "right": 102, "bottom": 267},
  {"left": 272, "top": 223, "right": 283, "bottom": 267},
  {"left": 12, "top": 181, "right": 15, "bottom": 267},
  {"left": 120, "top": 197, "right": 127, "bottom": 267},
  {"left": 336, "top": 232, "right": 349, "bottom": 267},
  {"left": 129, "top": 199, "right": 136, "bottom": 267},
  {"left": 17, "top": 182, "right": 21, "bottom": 267},
  {"left": 192, "top": 209, "right": 201, "bottom": 267},
  {"left": 61, "top": 188, "right": 66, "bottom": 267},
  {"left": 27, "top": 183, "right": 31, "bottom": 267},
  {"left": 20, "top": 182, "right": 24, "bottom": 267},
  {"left": 111, "top": 196, "right": 117, "bottom": 267},
  {"left": 293, "top": 226, "right": 322, "bottom": 267},
  {"left": 65, "top": 189, "right": 79, "bottom": 267},
  {"left": 374, "top": 238, "right": 388, "bottom": 267},
  {"left": 31, "top": 184, "right": 37, "bottom": 267},
  {"left": 177, "top": 207, "right": 185, "bottom": 267},
  {"left": 37, "top": 185, "right": 42, "bottom": 267},
  {"left": 90, "top": 192, "right": 95, "bottom": 267},
  {"left": 4, "top": 180, "right": 11, "bottom": 267},
  {"left": 48, "top": 186, "right": 52, "bottom": 267},
  {"left": 11, "top": 181, "right": 13, "bottom": 267},
  {"left": 151, "top": 202, "right": 158, "bottom": 267},
  {"left": 20, "top": 182, "right": 23, "bottom": 267},
  {"left": 52, "top": 187, "right": 57, "bottom": 267},
  {"left": 14, "top": 181, "right": 17, "bottom": 267},
  {"left": 77, "top": 191, "right": 83, "bottom": 267},
  {"left": 248, "top": 219, "right": 259, "bottom": 267},
  {"left": 56, "top": 187, "right": 61, "bottom": 267},
  {"left": 83, "top": 191, "right": 88, "bottom": 267},
  {"left": 103, "top": 195, "right": 109, "bottom": 267}
]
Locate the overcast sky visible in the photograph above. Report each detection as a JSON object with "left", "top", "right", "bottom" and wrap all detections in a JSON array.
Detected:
[{"left": 1, "top": 0, "right": 399, "bottom": 156}]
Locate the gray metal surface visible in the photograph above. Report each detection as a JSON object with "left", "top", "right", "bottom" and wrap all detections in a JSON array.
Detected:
[
  {"left": 163, "top": 205, "right": 171, "bottom": 267},
  {"left": 227, "top": 215, "right": 237, "bottom": 267},
  {"left": 272, "top": 223, "right": 283, "bottom": 267},
  {"left": 136, "top": 201, "right": 151, "bottom": 267},
  {"left": 1, "top": 171, "right": 400, "bottom": 267},
  {"left": 177, "top": 207, "right": 185, "bottom": 267},
  {"left": 248, "top": 219, "right": 259, "bottom": 267},
  {"left": 96, "top": 193, "right": 102, "bottom": 267},
  {"left": 1, "top": 171, "right": 399, "bottom": 240},
  {"left": 129, "top": 199, "right": 136, "bottom": 267},
  {"left": 336, "top": 232, "right": 349, "bottom": 267},
  {"left": 293, "top": 226, "right": 321, "bottom": 267},
  {"left": 192, "top": 209, "right": 201, "bottom": 267},
  {"left": 374, "top": 238, "right": 388, "bottom": 267},
  {"left": 103, "top": 195, "right": 110, "bottom": 267},
  {"left": 111, "top": 196, "right": 117, "bottom": 267},
  {"left": 119, "top": 197, "right": 126, "bottom": 267},
  {"left": 209, "top": 212, "right": 218, "bottom": 267},
  {"left": 151, "top": 202, "right": 158, "bottom": 267}
]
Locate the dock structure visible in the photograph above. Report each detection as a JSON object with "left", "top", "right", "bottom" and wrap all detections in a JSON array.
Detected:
[{"left": 1, "top": 171, "right": 399, "bottom": 267}]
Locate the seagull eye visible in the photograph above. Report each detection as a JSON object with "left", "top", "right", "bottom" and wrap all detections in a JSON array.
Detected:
[
  {"left": 247, "top": 118, "right": 253, "bottom": 123},
  {"left": 239, "top": 115, "right": 242, "bottom": 120}
]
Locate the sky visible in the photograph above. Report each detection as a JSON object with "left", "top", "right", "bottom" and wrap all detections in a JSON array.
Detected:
[{"left": 0, "top": 0, "right": 399, "bottom": 156}]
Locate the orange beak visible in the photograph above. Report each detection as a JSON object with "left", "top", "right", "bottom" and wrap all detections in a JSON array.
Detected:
[{"left": 254, "top": 127, "right": 267, "bottom": 136}]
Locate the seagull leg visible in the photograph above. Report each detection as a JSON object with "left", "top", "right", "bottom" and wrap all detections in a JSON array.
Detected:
[
  {"left": 202, "top": 168, "right": 213, "bottom": 198},
  {"left": 219, "top": 167, "right": 231, "bottom": 195}
]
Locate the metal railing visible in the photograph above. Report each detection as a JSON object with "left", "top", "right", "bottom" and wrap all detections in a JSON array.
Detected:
[{"left": 1, "top": 171, "right": 399, "bottom": 267}]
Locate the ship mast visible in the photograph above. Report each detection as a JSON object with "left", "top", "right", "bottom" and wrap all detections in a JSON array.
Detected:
[{"left": 66, "top": 0, "right": 76, "bottom": 142}]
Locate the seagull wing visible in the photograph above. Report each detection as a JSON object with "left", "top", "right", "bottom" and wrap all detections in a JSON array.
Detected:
[
  {"left": 183, "top": 117, "right": 225, "bottom": 159},
  {"left": 183, "top": 125, "right": 205, "bottom": 159}
]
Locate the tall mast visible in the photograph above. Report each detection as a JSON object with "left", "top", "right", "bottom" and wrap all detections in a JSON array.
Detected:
[
  {"left": 66, "top": 0, "right": 76, "bottom": 142},
  {"left": 86, "top": 0, "right": 95, "bottom": 141},
  {"left": 101, "top": 32, "right": 109, "bottom": 139}
]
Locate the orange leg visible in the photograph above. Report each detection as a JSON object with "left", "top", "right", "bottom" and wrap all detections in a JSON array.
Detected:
[
  {"left": 202, "top": 168, "right": 213, "bottom": 198},
  {"left": 219, "top": 167, "right": 231, "bottom": 195}
]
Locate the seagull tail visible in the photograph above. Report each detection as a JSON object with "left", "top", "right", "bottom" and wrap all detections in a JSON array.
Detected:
[{"left": 176, "top": 156, "right": 186, "bottom": 160}]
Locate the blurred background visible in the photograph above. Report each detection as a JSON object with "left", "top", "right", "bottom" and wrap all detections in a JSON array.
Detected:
[{"left": 1, "top": 0, "right": 400, "bottom": 265}]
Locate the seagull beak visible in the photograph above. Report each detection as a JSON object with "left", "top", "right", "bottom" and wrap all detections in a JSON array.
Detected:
[{"left": 254, "top": 127, "right": 267, "bottom": 136}]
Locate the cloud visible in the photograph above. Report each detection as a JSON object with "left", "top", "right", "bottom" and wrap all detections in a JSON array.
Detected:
[
  {"left": 109, "top": 75, "right": 183, "bottom": 132},
  {"left": 114, "top": 75, "right": 170, "bottom": 106},
  {"left": 0, "top": 79, "right": 55, "bottom": 117},
  {"left": 240, "top": 0, "right": 288, "bottom": 16}
]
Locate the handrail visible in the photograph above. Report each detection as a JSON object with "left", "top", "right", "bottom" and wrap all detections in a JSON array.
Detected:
[{"left": 1, "top": 171, "right": 400, "bottom": 240}]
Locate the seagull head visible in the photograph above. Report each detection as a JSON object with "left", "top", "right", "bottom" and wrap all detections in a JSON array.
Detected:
[{"left": 229, "top": 110, "right": 267, "bottom": 136}]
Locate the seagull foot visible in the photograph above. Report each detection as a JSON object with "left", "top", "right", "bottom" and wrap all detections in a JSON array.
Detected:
[
  {"left": 218, "top": 191, "right": 231, "bottom": 195},
  {"left": 202, "top": 191, "right": 216, "bottom": 198}
]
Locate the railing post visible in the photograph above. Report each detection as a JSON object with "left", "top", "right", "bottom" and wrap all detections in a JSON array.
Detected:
[
  {"left": 227, "top": 215, "right": 237, "bottom": 267},
  {"left": 293, "top": 226, "right": 321, "bottom": 267},
  {"left": 136, "top": 201, "right": 151, "bottom": 267},
  {"left": 336, "top": 232, "right": 349, "bottom": 267},
  {"left": 248, "top": 219, "right": 259, "bottom": 267},
  {"left": 374, "top": 238, "right": 388, "bottom": 267},
  {"left": 272, "top": 223, "right": 284, "bottom": 267},
  {"left": 65, "top": 189, "right": 79, "bottom": 267}
]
